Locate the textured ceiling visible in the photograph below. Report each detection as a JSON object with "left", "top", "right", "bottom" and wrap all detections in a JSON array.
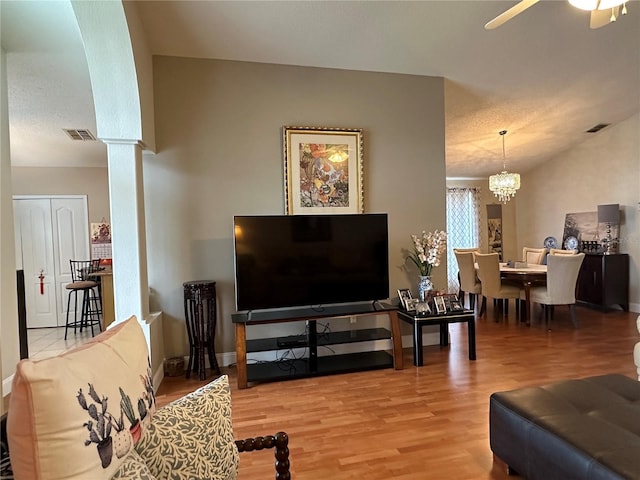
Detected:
[{"left": 2, "top": 1, "right": 639, "bottom": 177}]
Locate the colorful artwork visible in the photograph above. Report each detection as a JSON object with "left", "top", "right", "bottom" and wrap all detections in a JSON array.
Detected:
[
  {"left": 91, "top": 222, "right": 111, "bottom": 244},
  {"left": 298, "top": 142, "right": 350, "bottom": 208},
  {"left": 284, "top": 126, "right": 363, "bottom": 215}
]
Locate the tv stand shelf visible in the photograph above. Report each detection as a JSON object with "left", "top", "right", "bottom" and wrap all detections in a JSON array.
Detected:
[{"left": 232, "top": 303, "right": 403, "bottom": 389}]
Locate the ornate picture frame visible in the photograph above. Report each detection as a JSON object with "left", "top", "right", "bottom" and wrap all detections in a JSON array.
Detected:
[{"left": 283, "top": 126, "right": 363, "bottom": 215}]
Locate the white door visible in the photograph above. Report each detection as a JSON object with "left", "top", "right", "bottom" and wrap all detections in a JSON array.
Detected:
[{"left": 13, "top": 197, "right": 90, "bottom": 328}]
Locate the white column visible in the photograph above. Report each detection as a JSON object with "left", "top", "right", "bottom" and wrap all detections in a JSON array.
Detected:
[
  {"left": 106, "top": 141, "right": 149, "bottom": 326},
  {"left": 1, "top": 48, "right": 19, "bottom": 405}
]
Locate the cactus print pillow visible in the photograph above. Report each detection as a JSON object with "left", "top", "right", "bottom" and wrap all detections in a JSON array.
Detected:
[
  {"left": 135, "top": 375, "right": 239, "bottom": 480},
  {"left": 7, "top": 316, "right": 155, "bottom": 480}
]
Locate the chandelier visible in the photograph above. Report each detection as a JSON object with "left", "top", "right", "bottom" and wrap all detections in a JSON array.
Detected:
[{"left": 489, "top": 130, "right": 520, "bottom": 203}]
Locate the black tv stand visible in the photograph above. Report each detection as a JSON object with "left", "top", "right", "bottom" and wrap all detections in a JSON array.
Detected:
[{"left": 232, "top": 303, "right": 403, "bottom": 389}]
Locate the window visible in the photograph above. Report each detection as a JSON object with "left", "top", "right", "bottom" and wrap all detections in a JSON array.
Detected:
[{"left": 446, "top": 187, "right": 481, "bottom": 293}]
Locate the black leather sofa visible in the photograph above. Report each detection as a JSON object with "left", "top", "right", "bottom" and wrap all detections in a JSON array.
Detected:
[{"left": 490, "top": 374, "right": 640, "bottom": 479}]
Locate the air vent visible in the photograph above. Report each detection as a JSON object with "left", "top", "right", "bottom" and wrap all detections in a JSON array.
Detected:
[
  {"left": 63, "top": 129, "right": 96, "bottom": 141},
  {"left": 585, "top": 123, "right": 610, "bottom": 133}
]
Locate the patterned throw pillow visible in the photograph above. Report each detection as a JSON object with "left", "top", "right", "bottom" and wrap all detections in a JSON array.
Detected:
[
  {"left": 135, "top": 375, "right": 239, "bottom": 480},
  {"left": 7, "top": 317, "right": 156, "bottom": 480},
  {"left": 111, "top": 450, "right": 157, "bottom": 480}
]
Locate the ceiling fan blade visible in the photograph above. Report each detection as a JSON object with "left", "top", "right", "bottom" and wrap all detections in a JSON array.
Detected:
[
  {"left": 485, "top": 0, "right": 540, "bottom": 29},
  {"left": 590, "top": 6, "right": 619, "bottom": 28}
]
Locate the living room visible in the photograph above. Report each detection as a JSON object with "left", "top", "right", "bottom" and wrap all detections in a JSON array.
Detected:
[{"left": 1, "top": 2, "right": 639, "bottom": 476}]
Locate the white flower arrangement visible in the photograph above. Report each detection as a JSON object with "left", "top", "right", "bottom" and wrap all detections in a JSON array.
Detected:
[{"left": 406, "top": 230, "right": 447, "bottom": 277}]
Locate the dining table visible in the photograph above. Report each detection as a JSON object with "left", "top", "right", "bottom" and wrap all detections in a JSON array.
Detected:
[{"left": 499, "top": 263, "right": 547, "bottom": 325}]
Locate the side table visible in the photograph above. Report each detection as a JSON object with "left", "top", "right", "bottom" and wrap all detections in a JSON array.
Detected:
[
  {"left": 183, "top": 280, "right": 220, "bottom": 380},
  {"left": 397, "top": 309, "right": 476, "bottom": 366}
]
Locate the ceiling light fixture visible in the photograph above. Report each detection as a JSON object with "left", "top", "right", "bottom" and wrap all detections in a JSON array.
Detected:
[
  {"left": 568, "top": 0, "right": 628, "bottom": 22},
  {"left": 569, "top": 0, "right": 623, "bottom": 10},
  {"left": 489, "top": 130, "right": 521, "bottom": 204}
]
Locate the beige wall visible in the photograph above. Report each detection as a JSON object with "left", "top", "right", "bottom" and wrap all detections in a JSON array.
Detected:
[
  {"left": 516, "top": 113, "right": 640, "bottom": 311},
  {"left": 146, "top": 57, "right": 447, "bottom": 358},
  {"left": 11, "top": 166, "right": 110, "bottom": 224}
]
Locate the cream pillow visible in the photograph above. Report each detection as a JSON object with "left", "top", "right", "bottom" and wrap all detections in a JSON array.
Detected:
[{"left": 7, "top": 316, "right": 156, "bottom": 480}]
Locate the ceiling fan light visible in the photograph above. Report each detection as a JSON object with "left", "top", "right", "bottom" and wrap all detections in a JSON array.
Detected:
[
  {"left": 568, "top": 0, "right": 599, "bottom": 10},
  {"left": 596, "top": 0, "right": 624, "bottom": 10}
]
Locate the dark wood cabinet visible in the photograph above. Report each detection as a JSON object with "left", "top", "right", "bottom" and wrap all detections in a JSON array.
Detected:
[{"left": 576, "top": 254, "right": 628, "bottom": 311}]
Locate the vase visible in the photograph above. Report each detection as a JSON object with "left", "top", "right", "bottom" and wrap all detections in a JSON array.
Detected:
[{"left": 417, "top": 275, "right": 433, "bottom": 302}]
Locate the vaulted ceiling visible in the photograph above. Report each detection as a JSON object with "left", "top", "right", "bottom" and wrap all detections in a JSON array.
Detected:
[{"left": 2, "top": 1, "right": 639, "bottom": 178}]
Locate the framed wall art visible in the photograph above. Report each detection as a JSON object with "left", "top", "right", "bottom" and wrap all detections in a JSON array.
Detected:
[{"left": 283, "top": 126, "right": 363, "bottom": 215}]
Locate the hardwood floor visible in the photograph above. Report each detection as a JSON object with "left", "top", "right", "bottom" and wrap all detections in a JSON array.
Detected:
[{"left": 156, "top": 305, "right": 639, "bottom": 479}]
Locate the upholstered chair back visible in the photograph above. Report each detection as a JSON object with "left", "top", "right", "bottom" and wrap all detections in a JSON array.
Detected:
[
  {"left": 474, "top": 253, "right": 502, "bottom": 298},
  {"left": 522, "top": 247, "right": 547, "bottom": 264},
  {"left": 453, "top": 247, "right": 479, "bottom": 254},
  {"left": 544, "top": 253, "right": 585, "bottom": 305},
  {"left": 548, "top": 248, "right": 578, "bottom": 255},
  {"left": 454, "top": 250, "right": 481, "bottom": 294}
]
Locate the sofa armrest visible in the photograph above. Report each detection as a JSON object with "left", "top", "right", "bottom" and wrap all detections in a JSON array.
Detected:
[{"left": 235, "top": 432, "right": 289, "bottom": 480}]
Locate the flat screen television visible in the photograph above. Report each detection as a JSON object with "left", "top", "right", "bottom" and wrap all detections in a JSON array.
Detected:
[{"left": 233, "top": 214, "right": 389, "bottom": 311}]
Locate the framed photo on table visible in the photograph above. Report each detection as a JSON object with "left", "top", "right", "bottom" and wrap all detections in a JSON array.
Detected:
[
  {"left": 283, "top": 126, "right": 363, "bottom": 215},
  {"left": 405, "top": 298, "right": 419, "bottom": 312},
  {"left": 397, "top": 288, "right": 412, "bottom": 309},
  {"left": 433, "top": 295, "right": 447, "bottom": 314}
]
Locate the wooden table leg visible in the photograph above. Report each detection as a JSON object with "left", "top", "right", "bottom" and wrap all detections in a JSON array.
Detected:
[
  {"left": 468, "top": 317, "right": 476, "bottom": 360},
  {"left": 414, "top": 321, "right": 423, "bottom": 367},
  {"left": 236, "top": 323, "right": 248, "bottom": 389},
  {"left": 388, "top": 310, "right": 404, "bottom": 370}
]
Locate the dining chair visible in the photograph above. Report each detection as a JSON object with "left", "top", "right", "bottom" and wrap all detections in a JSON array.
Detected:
[
  {"left": 453, "top": 249, "right": 483, "bottom": 313},
  {"left": 475, "top": 253, "right": 521, "bottom": 321},
  {"left": 522, "top": 247, "right": 547, "bottom": 264},
  {"left": 453, "top": 247, "right": 479, "bottom": 254},
  {"left": 548, "top": 248, "right": 578, "bottom": 255},
  {"left": 524, "top": 253, "right": 585, "bottom": 328}
]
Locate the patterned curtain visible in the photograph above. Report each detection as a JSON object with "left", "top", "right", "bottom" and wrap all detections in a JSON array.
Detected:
[{"left": 446, "top": 188, "right": 481, "bottom": 293}]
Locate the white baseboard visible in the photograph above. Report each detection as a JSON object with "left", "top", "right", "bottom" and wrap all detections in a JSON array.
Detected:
[
  {"left": 629, "top": 302, "right": 639, "bottom": 314},
  {"left": 2, "top": 374, "right": 14, "bottom": 398},
  {"left": 152, "top": 363, "right": 164, "bottom": 393}
]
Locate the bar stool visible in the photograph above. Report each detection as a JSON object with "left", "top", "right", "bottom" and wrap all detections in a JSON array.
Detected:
[
  {"left": 183, "top": 280, "right": 220, "bottom": 380},
  {"left": 65, "top": 259, "right": 102, "bottom": 340}
]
